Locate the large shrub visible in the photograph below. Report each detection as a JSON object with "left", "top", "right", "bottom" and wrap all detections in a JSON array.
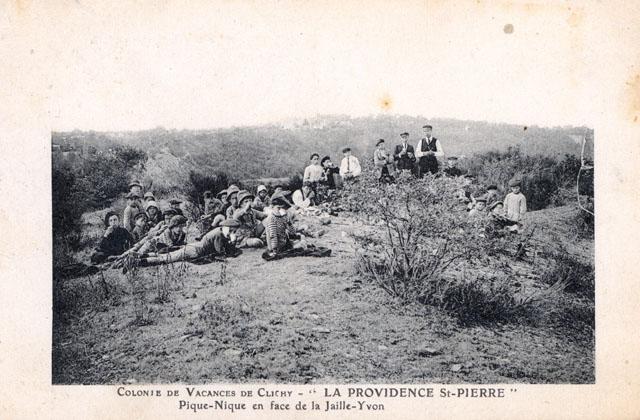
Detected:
[
  {"left": 79, "top": 145, "right": 147, "bottom": 208},
  {"left": 183, "top": 170, "right": 231, "bottom": 213},
  {"left": 346, "top": 169, "right": 544, "bottom": 323},
  {"left": 52, "top": 162, "right": 89, "bottom": 252}
]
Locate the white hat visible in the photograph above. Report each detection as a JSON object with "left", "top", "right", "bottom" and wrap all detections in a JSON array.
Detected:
[{"left": 257, "top": 185, "right": 267, "bottom": 194}]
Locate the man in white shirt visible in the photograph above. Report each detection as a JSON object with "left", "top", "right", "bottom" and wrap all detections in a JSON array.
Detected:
[
  {"left": 339, "top": 147, "right": 362, "bottom": 180},
  {"left": 303, "top": 153, "right": 326, "bottom": 185},
  {"left": 415, "top": 124, "right": 444, "bottom": 177}
]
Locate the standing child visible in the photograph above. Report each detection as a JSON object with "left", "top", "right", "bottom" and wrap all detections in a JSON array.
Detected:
[
  {"left": 503, "top": 178, "right": 527, "bottom": 232},
  {"left": 374, "top": 139, "right": 395, "bottom": 183}
]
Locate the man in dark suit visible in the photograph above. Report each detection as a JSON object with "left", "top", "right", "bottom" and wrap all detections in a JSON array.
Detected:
[
  {"left": 393, "top": 132, "right": 416, "bottom": 175},
  {"left": 416, "top": 124, "right": 444, "bottom": 177}
]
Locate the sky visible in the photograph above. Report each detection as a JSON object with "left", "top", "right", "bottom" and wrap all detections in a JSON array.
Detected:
[{"left": 2, "top": 0, "right": 634, "bottom": 131}]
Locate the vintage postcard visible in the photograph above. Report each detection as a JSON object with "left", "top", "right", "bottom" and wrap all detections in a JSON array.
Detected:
[{"left": 1, "top": 0, "right": 639, "bottom": 419}]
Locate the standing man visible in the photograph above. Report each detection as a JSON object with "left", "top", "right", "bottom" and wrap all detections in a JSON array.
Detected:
[
  {"left": 339, "top": 147, "right": 361, "bottom": 180},
  {"left": 415, "top": 124, "right": 444, "bottom": 177},
  {"left": 393, "top": 132, "right": 416, "bottom": 175}
]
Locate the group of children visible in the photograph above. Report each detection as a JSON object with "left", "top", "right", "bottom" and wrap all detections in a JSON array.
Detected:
[
  {"left": 91, "top": 179, "right": 332, "bottom": 268},
  {"left": 462, "top": 177, "right": 528, "bottom": 232}
]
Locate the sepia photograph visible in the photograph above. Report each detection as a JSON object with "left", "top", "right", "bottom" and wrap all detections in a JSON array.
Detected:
[{"left": 51, "top": 118, "right": 594, "bottom": 384}]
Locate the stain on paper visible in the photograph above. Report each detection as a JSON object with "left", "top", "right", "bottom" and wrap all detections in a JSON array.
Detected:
[
  {"left": 626, "top": 73, "right": 640, "bottom": 123},
  {"left": 378, "top": 94, "right": 393, "bottom": 111}
]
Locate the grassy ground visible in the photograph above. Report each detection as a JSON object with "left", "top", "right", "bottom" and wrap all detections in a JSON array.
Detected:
[{"left": 52, "top": 207, "right": 594, "bottom": 384}]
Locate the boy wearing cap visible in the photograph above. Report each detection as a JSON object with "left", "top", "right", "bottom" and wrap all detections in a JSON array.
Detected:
[
  {"left": 122, "top": 192, "right": 142, "bottom": 232},
  {"left": 138, "top": 215, "right": 187, "bottom": 254},
  {"left": 468, "top": 197, "right": 488, "bottom": 218},
  {"left": 169, "top": 199, "right": 184, "bottom": 216},
  {"left": 199, "top": 191, "right": 225, "bottom": 236},
  {"left": 129, "top": 180, "right": 143, "bottom": 196},
  {"left": 339, "top": 148, "right": 361, "bottom": 180},
  {"left": 504, "top": 178, "right": 527, "bottom": 230},
  {"left": 144, "top": 208, "right": 176, "bottom": 238},
  {"left": 91, "top": 211, "right": 134, "bottom": 264},
  {"left": 444, "top": 156, "right": 463, "bottom": 177},
  {"left": 393, "top": 132, "right": 416, "bottom": 175},
  {"left": 143, "top": 191, "right": 156, "bottom": 203},
  {"left": 263, "top": 192, "right": 299, "bottom": 256},
  {"left": 374, "top": 139, "right": 395, "bottom": 183},
  {"left": 145, "top": 201, "right": 162, "bottom": 228},
  {"left": 132, "top": 212, "right": 150, "bottom": 242},
  {"left": 225, "top": 186, "right": 241, "bottom": 219},
  {"left": 253, "top": 185, "right": 269, "bottom": 211},
  {"left": 232, "top": 190, "right": 267, "bottom": 248},
  {"left": 137, "top": 219, "right": 242, "bottom": 267},
  {"left": 416, "top": 125, "right": 444, "bottom": 177}
]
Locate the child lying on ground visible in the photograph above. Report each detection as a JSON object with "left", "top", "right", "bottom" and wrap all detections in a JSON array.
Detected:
[{"left": 135, "top": 219, "right": 243, "bottom": 267}]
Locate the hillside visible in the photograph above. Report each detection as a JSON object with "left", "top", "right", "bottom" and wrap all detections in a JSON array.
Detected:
[
  {"left": 53, "top": 205, "right": 594, "bottom": 384},
  {"left": 52, "top": 115, "right": 593, "bottom": 181}
]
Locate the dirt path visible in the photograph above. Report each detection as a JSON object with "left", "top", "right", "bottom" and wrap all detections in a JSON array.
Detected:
[{"left": 53, "top": 213, "right": 594, "bottom": 384}]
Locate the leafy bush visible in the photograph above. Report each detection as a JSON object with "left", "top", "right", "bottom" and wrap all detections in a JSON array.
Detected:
[
  {"left": 79, "top": 145, "right": 147, "bottom": 208},
  {"left": 52, "top": 162, "right": 90, "bottom": 252},
  {"left": 283, "top": 174, "right": 303, "bottom": 192},
  {"left": 347, "top": 169, "right": 546, "bottom": 323},
  {"left": 183, "top": 170, "right": 231, "bottom": 213}
]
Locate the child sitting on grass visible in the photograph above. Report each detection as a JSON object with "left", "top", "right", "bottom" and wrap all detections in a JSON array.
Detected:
[
  {"left": 132, "top": 212, "right": 150, "bottom": 242},
  {"left": 262, "top": 192, "right": 331, "bottom": 261},
  {"left": 91, "top": 211, "right": 133, "bottom": 264}
]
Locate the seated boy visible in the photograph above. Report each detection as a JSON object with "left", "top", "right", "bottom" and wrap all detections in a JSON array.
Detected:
[
  {"left": 225, "top": 187, "right": 241, "bottom": 219},
  {"left": 91, "top": 211, "right": 133, "bottom": 264},
  {"left": 262, "top": 192, "right": 330, "bottom": 260},
  {"left": 232, "top": 190, "right": 267, "bottom": 248},
  {"left": 145, "top": 200, "right": 163, "bottom": 228},
  {"left": 292, "top": 184, "right": 316, "bottom": 209},
  {"left": 468, "top": 197, "right": 488, "bottom": 218},
  {"left": 253, "top": 185, "right": 269, "bottom": 211},
  {"left": 132, "top": 212, "right": 150, "bottom": 242},
  {"left": 169, "top": 198, "right": 184, "bottom": 216}
]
